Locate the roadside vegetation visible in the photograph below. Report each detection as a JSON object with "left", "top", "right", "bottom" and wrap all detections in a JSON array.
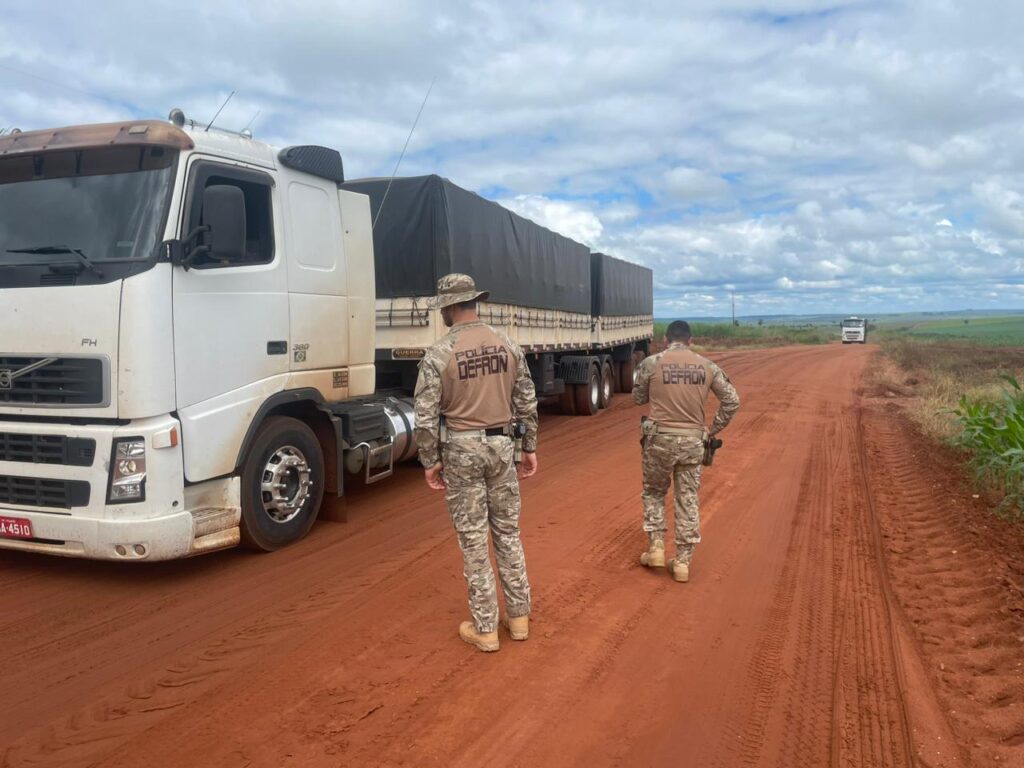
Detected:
[
  {"left": 877, "top": 335, "right": 1024, "bottom": 520},
  {"left": 654, "top": 321, "right": 832, "bottom": 348},
  {"left": 951, "top": 377, "right": 1024, "bottom": 520}
]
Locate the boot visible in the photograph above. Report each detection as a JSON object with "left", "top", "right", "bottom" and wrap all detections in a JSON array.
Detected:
[
  {"left": 459, "top": 621, "right": 499, "bottom": 652},
  {"left": 668, "top": 559, "right": 690, "bottom": 583},
  {"left": 640, "top": 538, "right": 666, "bottom": 568},
  {"left": 504, "top": 615, "right": 529, "bottom": 641}
]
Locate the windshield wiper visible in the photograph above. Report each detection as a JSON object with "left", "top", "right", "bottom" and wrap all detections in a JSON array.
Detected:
[{"left": 5, "top": 245, "right": 105, "bottom": 279}]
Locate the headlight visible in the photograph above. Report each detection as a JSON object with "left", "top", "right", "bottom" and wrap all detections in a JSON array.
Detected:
[{"left": 107, "top": 437, "right": 147, "bottom": 503}]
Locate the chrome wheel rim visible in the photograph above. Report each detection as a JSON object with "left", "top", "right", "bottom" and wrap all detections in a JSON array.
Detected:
[
  {"left": 590, "top": 377, "right": 600, "bottom": 408},
  {"left": 260, "top": 445, "right": 312, "bottom": 524}
]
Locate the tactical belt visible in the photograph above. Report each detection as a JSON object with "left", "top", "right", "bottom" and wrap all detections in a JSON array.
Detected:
[
  {"left": 652, "top": 424, "right": 706, "bottom": 437},
  {"left": 448, "top": 426, "right": 512, "bottom": 438}
]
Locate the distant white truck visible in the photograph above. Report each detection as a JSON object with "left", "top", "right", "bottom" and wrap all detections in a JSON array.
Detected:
[
  {"left": 0, "top": 112, "right": 652, "bottom": 561},
  {"left": 840, "top": 317, "right": 868, "bottom": 344}
]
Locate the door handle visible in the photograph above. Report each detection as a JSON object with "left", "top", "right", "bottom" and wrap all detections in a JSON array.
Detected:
[{"left": 267, "top": 341, "right": 287, "bottom": 355}]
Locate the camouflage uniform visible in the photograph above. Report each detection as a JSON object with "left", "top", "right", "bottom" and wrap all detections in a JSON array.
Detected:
[
  {"left": 633, "top": 342, "right": 740, "bottom": 565},
  {"left": 415, "top": 275, "right": 538, "bottom": 635}
]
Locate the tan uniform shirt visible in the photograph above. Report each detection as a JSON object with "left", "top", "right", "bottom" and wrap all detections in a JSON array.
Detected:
[
  {"left": 440, "top": 323, "right": 517, "bottom": 430},
  {"left": 633, "top": 342, "right": 740, "bottom": 435},
  {"left": 414, "top": 320, "right": 539, "bottom": 468},
  {"left": 648, "top": 346, "right": 714, "bottom": 430}
]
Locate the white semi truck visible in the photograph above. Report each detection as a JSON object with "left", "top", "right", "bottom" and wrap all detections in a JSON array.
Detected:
[
  {"left": 0, "top": 113, "right": 653, "bottom": 561},
  {"left": 840, "top": 317, "right": 868, "bottom": 344}
]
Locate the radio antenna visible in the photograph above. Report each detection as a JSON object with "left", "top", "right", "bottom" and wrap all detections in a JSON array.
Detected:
[
  {"left": 243, "top": 109, "right": 261, "bottom": 133},
  {"left": 206, "top": 90, "right": 235, "bottom": 132},
  {"left": 373, "top": 77, "right": 435, "bottom": 231}
]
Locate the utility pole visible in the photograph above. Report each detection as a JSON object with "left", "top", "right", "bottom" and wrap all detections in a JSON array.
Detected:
[{"left": 731, "top": 292, "right": 737, "bottom": 326}]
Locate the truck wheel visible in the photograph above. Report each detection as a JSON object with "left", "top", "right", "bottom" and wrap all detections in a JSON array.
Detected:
[
  {"left": 240, "top": 416, "right": 324, "bottom": 552},
  {"left": 599, "top": 362, "right": 614, "bottom": 409},
  {"left": 618, "top": 357, "right": 635, "bottom": 393},
  {"left": 575, "top": 365, "right": 601, "bottom": 416}
]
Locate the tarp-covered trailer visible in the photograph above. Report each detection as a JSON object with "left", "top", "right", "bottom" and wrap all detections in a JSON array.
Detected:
[
  {"left": 340, "top": 175, "right": 653, "bottom": 415},
  {"left": 590, "top": 252, "right": 654, "bottom": 391}
]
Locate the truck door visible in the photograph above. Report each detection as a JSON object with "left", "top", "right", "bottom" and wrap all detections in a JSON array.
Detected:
[{"left": 172, "top": 160, "right": 290, "bottom": 482}]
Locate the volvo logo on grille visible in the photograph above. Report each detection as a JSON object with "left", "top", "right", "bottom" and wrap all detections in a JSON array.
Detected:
[{"left": 0, "top": 358, "right": 59, "bottom": 391}]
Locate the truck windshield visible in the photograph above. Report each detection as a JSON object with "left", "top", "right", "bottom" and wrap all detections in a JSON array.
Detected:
[
  {"left": 0, "top": 146, "right": 176, "bottom": 266},
  {"left": 841, "top": 320, "right": 865, "bottom": 328}
]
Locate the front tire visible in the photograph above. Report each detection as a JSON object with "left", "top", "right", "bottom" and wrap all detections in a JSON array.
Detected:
[{"left": 240, "top": 416, "right": 325, "bottom": 552}]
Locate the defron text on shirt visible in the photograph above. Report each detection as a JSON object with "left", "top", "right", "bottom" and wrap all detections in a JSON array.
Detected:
[
  {"left": 441, "top": 324, "right": 517, "bottom": 430},
  {"left": 649, "top": 346, "right": 714, "bottom": 430}
]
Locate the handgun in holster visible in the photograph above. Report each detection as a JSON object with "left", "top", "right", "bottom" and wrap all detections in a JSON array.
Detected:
[
  {"left": 512, "top": 420, "right": 527, "bottom": 463},
  {"left": 702, "top": 436, "right": 724, "bottom": 467}
]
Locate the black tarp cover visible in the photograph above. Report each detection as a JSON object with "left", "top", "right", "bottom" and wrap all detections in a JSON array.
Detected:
[
  {"left": 340, "top": 175, "right": 592, "bottom": 314},
  {"left": 591, "top": 252, "right": 654, "bottom": 316}
]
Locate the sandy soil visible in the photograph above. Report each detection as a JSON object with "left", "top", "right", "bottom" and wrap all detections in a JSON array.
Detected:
[{"left": 2, "top": 344, "right": 1022, "bottom": 767}]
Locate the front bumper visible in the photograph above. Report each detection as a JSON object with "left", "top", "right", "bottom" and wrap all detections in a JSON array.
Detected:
[{"left": 0, "top": 416, "right": 240, "bottom": 561}]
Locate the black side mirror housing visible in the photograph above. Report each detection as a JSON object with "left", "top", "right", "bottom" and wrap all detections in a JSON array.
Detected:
[{"left": 201, "top": 185, "right": 247, "bottom": 264}]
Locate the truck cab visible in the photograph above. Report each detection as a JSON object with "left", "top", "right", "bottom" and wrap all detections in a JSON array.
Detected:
[
  {"left": 840, "top": 317, "right": 868, "bottom": 344},
  {"left": 0, "top": 115, "right": 405, "bottom": 560}
]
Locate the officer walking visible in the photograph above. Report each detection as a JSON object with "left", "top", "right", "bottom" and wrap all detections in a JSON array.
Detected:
[
  {"left": 414, "top": 273, "right": 539, "bottom": 653},
  {"left": 632, "top": 320, "right": 740, "bottom": 582}
]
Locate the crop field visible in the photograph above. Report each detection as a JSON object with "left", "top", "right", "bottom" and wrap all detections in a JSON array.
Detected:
[{"left": 889, "top": 314, "right": 1024, "bottom": 345}]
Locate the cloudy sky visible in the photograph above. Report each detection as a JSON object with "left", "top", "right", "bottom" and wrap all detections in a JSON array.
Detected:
[{"left": 3, "top": 0, "right": 1023, "bottom": 317}]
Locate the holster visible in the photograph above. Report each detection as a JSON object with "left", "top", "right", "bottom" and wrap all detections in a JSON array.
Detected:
[
  {"left": 512, "top": 420, "right": 527, "bottom": 463},
  {"left": 702, "top": 437, "right": 724, "bottom": 466}
]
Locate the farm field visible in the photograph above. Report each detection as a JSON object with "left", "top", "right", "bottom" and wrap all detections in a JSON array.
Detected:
[{"left": 891, "top": 315, "right": 1024, "bottom": 345}]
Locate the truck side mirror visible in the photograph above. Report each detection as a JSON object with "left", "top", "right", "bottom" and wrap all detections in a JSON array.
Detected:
[{"left": 202, "top": 185, "right": 247, "bottom": 263}]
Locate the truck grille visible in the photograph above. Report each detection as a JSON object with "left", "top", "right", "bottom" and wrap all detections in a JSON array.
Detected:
[
  {"left": 0, "top": 356, "right": 105, "bottom": 406},
  {"left": 0, "top": 432, "right": 96, "bottom": 466},
  {"left": 0, "top": 474, "right": 90, "bottom": 509}
]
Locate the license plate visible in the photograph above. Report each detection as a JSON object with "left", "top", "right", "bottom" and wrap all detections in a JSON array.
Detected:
[{"left": 0, "top": 516, "right": 33, "bottom": 540}]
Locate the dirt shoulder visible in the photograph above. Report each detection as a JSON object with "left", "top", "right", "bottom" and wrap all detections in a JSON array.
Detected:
[{"left": 860, "top": 384, "right": 1024, "bottom": 765}]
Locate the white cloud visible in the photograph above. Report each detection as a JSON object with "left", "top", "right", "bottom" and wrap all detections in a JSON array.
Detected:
[
  {"left": 663, "top": 167, "right": 729, "bottom": 201},
  {"left": 2, "top": 0, "right": 1024, "bottom": 314},
  {"left": 498, "top": 195, "right": 604, "bottom": 246}
]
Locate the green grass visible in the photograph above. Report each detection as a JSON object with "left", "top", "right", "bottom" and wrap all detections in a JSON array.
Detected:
[
  {"left": 890, "top": 315, "right": 1024, "bottom": 345},
  {"left": 952, "top": 376, "right": 1024, "bottom": 520},
  {"left": 653, "top": 321, "right": 831, "bottom": 347}
]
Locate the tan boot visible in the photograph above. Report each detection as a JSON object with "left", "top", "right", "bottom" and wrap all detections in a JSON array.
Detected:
[
  {"left": 459, "top": 621, "right": 499, "bottom": 652},
  {"left": 668, "top": 559, "right": 690, "bottom": 583},
  {"left": 640, "top": 538, "right": 666, "bottom": 568},
  {"left": 504, "top": 615, "right": 529, "bottom": 641}
]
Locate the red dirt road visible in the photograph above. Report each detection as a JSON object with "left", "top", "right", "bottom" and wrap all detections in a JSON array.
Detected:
[{"left": 2, "top": 344, "right": 1023, "bottom": 767}]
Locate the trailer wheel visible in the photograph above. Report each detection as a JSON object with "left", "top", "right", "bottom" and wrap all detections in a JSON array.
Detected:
[
  {"left": 240, "top": 416, "right": 324, "bottom": 552},
  {"left": 575, "top": 365, "right": 601, "bottom": 416},
  {"left": 559, "top": 384, "right": 577, "bottom": 415},
  {"left": 599, "top": 362, "right": 614, "bottom": 409},
  {"left": 618, "top": 358, "right": 634, "bottom": 393}
]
